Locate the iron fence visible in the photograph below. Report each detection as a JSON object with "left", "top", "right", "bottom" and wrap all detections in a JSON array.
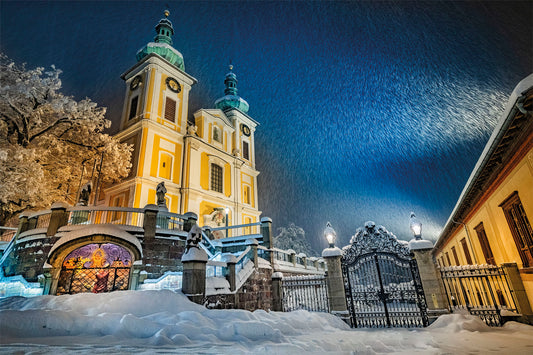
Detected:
[
  {"left": 282, "top": 275, "right": 329, "bottom": 313},
  {"left": 440, "top": 265, "right": 518, "bottom": 326}
]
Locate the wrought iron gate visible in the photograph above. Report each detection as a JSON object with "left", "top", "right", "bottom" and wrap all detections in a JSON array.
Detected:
[{"left": 342, "top": 222, "right": 428, "bottom": 328}]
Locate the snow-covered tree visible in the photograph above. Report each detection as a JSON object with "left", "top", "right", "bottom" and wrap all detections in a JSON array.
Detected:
[
  {"left": 273, "top": 223, "right": 317, "bottom": 256},
  {"left": 0, "top": 54, "right": 132, "bottom": 225}
]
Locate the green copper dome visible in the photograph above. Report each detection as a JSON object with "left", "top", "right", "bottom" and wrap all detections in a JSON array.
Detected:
[
  {"left": 136, "top": 10, "right": 185, "bottom": 71},
  {"left": 214, "top": 65, "right": 249, "bottom": 113}
]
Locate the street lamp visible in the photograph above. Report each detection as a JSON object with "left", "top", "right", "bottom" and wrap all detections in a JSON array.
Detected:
[
  {"left": 324, "top": 222, "right": 337, "bottom": 248},
  {"left": 410, "top": 212, "right": 422, "bottom": 240},
  {"left": 225, "top": 207, "right": 229, "bottom": 238}
]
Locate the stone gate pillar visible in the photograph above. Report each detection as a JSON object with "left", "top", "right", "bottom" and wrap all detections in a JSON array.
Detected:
[
  {"left": 322, "top": 246, "right": 351, "bottom": 325},
  {"left": 409, "top": 239, "right": 449, "bottom": 323},
  {"left": 501, "top": 262, "right": 533, "bottom": 324},
  {"left": 181, "top": 224, "right": 208, "bottom": 304},
  {"left": 271, "top": 271, "right": 283, "bottom": 312}
]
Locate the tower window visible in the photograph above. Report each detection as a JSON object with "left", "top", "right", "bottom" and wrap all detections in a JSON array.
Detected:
[
  {"left": 475, "top": 222, "right": 495, "bottom": 265},
  {"left": 159, "top": 153, "right": 172, "bottom": 180},
  {"left": 210, "top": 164, "right": 223, "bottom": 193},
  {"left": 164, "top": 97, "right": 176, "bottom": 122},
  {"left": 242, "top": 141, "right": 249, "bottom": 160},
  {"left": 243, "top": 185, "right": 251, "bottom": 204},
  {"left": 128, "top": 96, "right": 138, "bottom": 120},
  {"left": 500, "top": 191, "right": 533, "bottom": 267}
]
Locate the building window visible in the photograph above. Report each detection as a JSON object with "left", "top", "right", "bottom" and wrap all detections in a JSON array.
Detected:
[
  {"left": 460, "top": 238, "right": 473, "bottom": 265},
  {"left": 242, "top": 141, "right": 249, "bottom": 160},
  {"left": 451, "top": 246, "right": 460, "bottom": 265},
  {"left": 500, "top": 191, "right": 533, "bottom": 267},
  {"left": 164, "top": 97, "right": 176, "bottom": 122},
  {"left": 210, "top": 164, "right": 223, "bottom": 193},
  {"left": 445, "top": 252, "right": 451, "bottom": 266},
  {"left": 128, "top": 96, "right": 138, "bottom": 120},
  {"left": 243, "top": 185, "right": 251, "bottom": 204},
  {"left": 213, "top": 126, "right": 221, "bottom": 143},
  {"left": 475, "top": 222, "right": 495, "bottom": 265}
]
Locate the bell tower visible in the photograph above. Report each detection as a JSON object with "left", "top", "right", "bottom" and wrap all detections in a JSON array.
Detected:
[{"left": 107, "top": 10, "right": 197, "bottom": 212}]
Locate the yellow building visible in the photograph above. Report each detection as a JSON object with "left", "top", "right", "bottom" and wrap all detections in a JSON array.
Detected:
[
  {"left": 433, "top": 74, "right": 533, "bottom": 312},
  {"left": 103, "top": 11, "right": 261, "bottom": 235}
]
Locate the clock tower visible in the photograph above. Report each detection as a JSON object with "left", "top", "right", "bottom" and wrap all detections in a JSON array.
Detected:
[
  {"left": 108, "top": 10, "right": 197, "bottom": 212},
  {"left": 105, "top": 11, "right": 261, "bottom": 237}
]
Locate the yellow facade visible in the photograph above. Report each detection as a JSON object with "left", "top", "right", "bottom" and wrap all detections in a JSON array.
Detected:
[
  {"left": 433, "top": 74, "right": 533, "bottom": 310},
  {"left": 104, "top": 13, "right": 262, "bottom": 236}
]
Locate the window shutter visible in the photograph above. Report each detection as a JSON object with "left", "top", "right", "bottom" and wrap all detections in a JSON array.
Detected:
[{"left": 165, "top": 97, "right": 176, "bottom": 122}]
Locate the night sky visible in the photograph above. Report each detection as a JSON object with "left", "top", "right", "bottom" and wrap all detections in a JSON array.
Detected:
[{"left": 1, "top": 1, "right": 532, "bottom": 251}]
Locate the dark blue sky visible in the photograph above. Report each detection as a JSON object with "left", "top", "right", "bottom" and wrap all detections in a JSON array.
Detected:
[{"left": 2, "top": 1, "right": 532, "bottom": 250}]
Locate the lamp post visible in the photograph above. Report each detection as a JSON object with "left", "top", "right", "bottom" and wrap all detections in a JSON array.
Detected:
[
  {"left": 410, "top": 212, "right": 422, "bottom": 240},
  {"left": 225, "top": 207, "right": 229, "bottom": 238},
  {"left": 324, "top": 222, "right": 337, "bottom": 248}
]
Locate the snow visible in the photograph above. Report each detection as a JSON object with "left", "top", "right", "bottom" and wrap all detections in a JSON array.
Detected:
[
  {"left": 1, "top": 291, "right": 532, "bottom": 354},
  {"left": 181, "top": 247, "right": 208, "bottom": 262},
  {"left": 408, "top": 238, "right": 434, "bottom": 250},
  {"left": 321, "top": 246, "right": 342, "bottom": 257}
]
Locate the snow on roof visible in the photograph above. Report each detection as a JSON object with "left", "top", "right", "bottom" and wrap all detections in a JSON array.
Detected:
[{"left": 437, "top": 74, "right": 533, "bottom": 248}]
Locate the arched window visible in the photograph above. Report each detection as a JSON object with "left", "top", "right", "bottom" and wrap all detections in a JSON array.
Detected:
[{"left": 57, "top": 243, "right": 132, "bottom": 295}]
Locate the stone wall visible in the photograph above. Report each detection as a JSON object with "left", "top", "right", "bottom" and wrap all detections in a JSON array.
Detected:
[
  {"left": 2, "top": 235, "right": 58, "bottom": 281},
  {"left": 140, "top": 238, "right": 186, "bottom": 279},
  {"left": 204, "top": 266, "right": 273, "bottom": 311}
]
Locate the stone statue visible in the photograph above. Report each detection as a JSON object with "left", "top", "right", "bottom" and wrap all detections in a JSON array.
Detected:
[
  {"left": 187, "top": 124, "right": 197, "bottom": 135},
  {"left": 77, "top": 182, "right": 92, "bottom": 206},
  {"left": 186, "top": 224, "right": 203, "bottom": 251},
  {"left": 156, "top": 182, "right": 167, "bottom": 208}
]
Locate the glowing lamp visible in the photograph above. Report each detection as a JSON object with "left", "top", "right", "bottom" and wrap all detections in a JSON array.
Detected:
[
  {"left": 324, "top": 222, "right": 337, "bottom": 248},
  {"left": 410, "top": 212, "right": 422, "bottom": 240}
]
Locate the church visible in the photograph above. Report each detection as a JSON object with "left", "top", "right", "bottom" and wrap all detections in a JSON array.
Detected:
[{"left": 102, "top": 10, "right": 261, "bottom": 237}]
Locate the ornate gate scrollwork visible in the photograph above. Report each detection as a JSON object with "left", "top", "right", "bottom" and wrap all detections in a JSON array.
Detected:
[{"left": 342, "top": 222, "right": 428, "bottom": 328}]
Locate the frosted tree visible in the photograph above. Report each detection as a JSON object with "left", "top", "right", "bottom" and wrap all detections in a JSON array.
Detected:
[
  {"left": 273, "top": 223, "right": 317, "bottom": 256},
  {"left": 0, "top": 54, "right": 132, "bottom": 225}
]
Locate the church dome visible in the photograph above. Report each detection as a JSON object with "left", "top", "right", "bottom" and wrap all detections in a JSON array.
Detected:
[
  {"left": 214, "top": 65, "right": 249, "bottom": 113},
  {"left": 136, "top": 10, "right": 185, "bottom": 71}
]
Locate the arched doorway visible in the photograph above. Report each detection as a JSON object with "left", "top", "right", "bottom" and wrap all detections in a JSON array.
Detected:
[{"left": 56, "top": 243, "right": 133, "bottom": 295}]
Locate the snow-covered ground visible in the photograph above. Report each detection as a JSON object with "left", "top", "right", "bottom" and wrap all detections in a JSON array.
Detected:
[{"left": 1, "top": 290, "right": 532, "bottom": 354}]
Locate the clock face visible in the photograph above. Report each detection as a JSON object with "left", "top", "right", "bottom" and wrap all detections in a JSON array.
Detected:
[
  {"left": 241, "top": 124, "right": 251, "bottom": 137},
  {"left": 166, "top": 77, "right": 181, "bottom": 93},
  {"left": 130, "top": 75, "right": 142, "bottom": 90}
]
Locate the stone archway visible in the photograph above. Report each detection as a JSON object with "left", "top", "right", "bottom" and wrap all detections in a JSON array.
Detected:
[
  {"left": 56, "top": 243, "right": 133, "bottom": 295},
  {"left": 45, "top": 225, "right": 143, "bottom": 295}
]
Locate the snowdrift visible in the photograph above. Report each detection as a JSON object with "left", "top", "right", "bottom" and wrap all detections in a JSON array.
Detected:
[{"left": 1, "top": 290, "right": 533, "bottom": 354}]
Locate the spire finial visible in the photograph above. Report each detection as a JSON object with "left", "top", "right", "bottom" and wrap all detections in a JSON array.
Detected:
[{"left": 164, "top": 9, "right": 170, "bottom": 17}]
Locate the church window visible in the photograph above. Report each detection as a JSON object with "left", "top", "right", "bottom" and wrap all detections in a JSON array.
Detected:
[
  {"left": 159, "top": 153, "right": 172, "bottom": 180},
  {"left": 460, "top": 238, "right": 473, "bottom": 265},
  {"left": 242, "top": 141, "right": 249, "bottom": 160},
  {"left": 475, "top": 222, "right": 495, "bottom": 265},
  {"left": 500, "top": 191, "right": 533, "bottom": 267},
  {"left": 128, "top": 96, "right": 138, "bottom": 120},
  {"left": 164, "top": 97, "right": 176, "bottom": 122},
  {"left": 213, "top": 126, "right": 221, "bottom": 143},
  {"left": 243, "top": 185, "right": 251, "bottom": 204},
  {"left": 211, "top": 164, "right": 223, "bottom": 193}
]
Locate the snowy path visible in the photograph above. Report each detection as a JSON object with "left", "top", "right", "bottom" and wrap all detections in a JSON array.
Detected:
[{"left": 1, "top": 290, "right": 532, "bottom": 354}]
